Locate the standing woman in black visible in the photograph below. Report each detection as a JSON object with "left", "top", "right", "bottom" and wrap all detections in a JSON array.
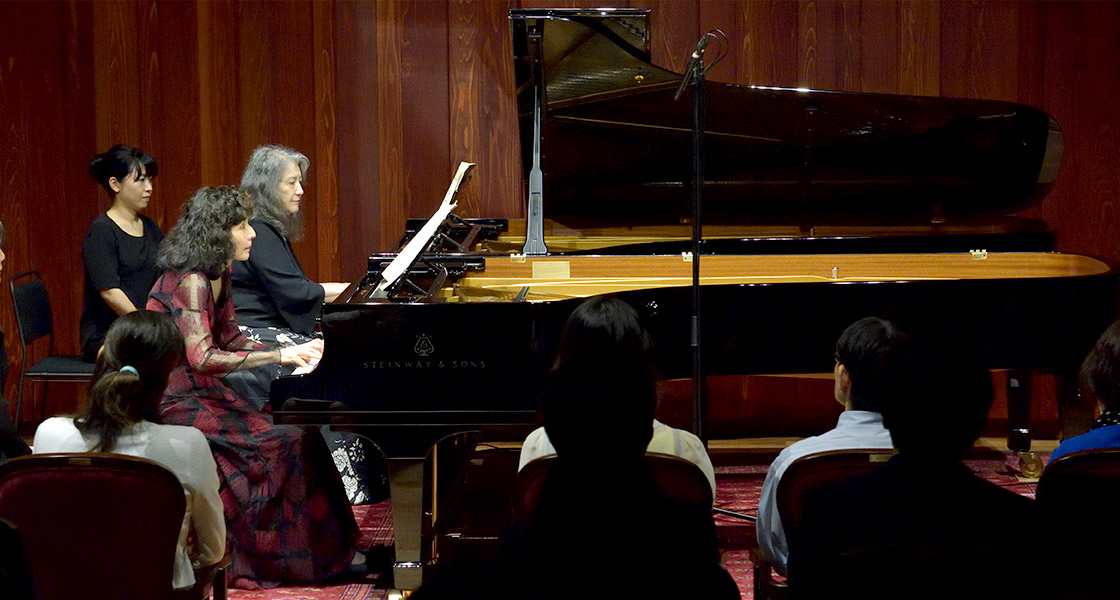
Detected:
[{"left": 81, "top": 146, "right": 164, "bottom": 361}]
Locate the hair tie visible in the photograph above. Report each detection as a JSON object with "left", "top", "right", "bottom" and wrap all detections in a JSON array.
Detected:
[{"left": 119, "top": 366, "right": 139, "bottom": 376}]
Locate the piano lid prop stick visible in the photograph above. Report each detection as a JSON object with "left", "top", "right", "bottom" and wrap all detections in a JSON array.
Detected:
[{"left": 375, "top": 161, "right": 476, "bottom": 294}]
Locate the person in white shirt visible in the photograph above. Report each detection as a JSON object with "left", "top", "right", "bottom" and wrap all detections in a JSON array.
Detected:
[
  {"left": 755, "top": 316, "right": 904, "bottom": 575},
  {"left": 519, "top": 419, "right": 716, "bottom": 500},
  {"left": 33, "top": 310, "right": 225, "bottom": 590},
  {"left": 517, "top": 296, "right": 716, "bottom": 500}
]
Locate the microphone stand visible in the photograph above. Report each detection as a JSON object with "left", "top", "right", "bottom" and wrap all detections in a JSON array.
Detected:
[{"left": 682, "top": 42, "right": 708, "bottom": 442}]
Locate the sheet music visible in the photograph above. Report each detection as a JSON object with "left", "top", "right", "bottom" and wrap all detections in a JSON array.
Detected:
[{"left": 374, "top": 161, "right": 476, "bottom": 294}]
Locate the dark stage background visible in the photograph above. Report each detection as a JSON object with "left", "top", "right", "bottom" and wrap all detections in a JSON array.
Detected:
[{"left": 2, "top": 0, "right": 1118, "bottom": 431}]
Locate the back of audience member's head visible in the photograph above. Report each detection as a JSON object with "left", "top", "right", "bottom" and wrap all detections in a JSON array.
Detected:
[
  {"left": 76, "top": 311, "right": 185, "bottom": 452},
  {"left": 835, "top": 317, "right": 907, "bottom": 413},
  {"left": 880, "top": 330, "right": 992, "bottom": 461},
  {"left": 541, "top": 297, "right": 656, "bottom": 463},
  {"left": 1079, "top": 320, "right": 1120, "bottom": 413}
]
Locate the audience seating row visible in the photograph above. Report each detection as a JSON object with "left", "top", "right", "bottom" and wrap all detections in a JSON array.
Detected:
[
  {"left": 0, "top": 453, "right": 229, "bottom": 600},
  {"left": 749, "top": 446, "right": 1120, "bottom": 600}
]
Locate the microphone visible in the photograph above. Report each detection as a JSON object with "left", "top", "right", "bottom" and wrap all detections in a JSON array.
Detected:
[{"left": 673, "top": 34, "right": 710, "bottom": 101}]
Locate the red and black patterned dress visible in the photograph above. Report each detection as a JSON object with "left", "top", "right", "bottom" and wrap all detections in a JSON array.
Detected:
[{"left": 147, "top": 269, "right": 358, "bottom": 589}]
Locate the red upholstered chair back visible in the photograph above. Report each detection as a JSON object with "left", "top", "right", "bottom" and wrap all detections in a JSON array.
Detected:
[
  {"left": 0, "top": 453, "right": 186, "bottom": 600},
  {"left": 752, "top": 448, "right": 896, "bottom": 600},
  {"left": 776, "top": 448, "right": 895, "bottom": 538},
  {"left": 512, "top": 452, "right": 712, "bottom": 519},
  {"left": 1037, "top": 447, "right": 1120, "bottom": 506},
  {"left": 1036, "top": 447, "right": 1120, "bottom": 598}
]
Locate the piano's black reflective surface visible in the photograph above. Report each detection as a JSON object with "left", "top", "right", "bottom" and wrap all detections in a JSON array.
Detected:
[{"left": 269, "top": 8, "right": 1117, "bottom": 590}]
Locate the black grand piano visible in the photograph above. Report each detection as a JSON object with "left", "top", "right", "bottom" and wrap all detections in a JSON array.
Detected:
[{"left": 270, "top": 8, "right": 1117, "bottom": 589}]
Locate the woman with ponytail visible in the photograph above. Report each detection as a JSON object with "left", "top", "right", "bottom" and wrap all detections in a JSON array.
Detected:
[{"left": 32, "top": 310, "right": 225, "bottom": 591}]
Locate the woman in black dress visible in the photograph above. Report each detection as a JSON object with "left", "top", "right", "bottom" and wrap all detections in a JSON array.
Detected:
[
  {"left": 80, "top": 145, "right": 164, "bottom": 360},
  {"left": 231, "top": 144, "right": 347, "bottom": 346},
  {"left": 230, "top": 145, "right": 377, "bottom": 504}
]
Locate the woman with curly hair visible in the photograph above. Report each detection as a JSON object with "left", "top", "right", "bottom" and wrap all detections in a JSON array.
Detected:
[
  {"left": 232, "top": 145, "right": 348, "bottom": 344},
  {"left": 146, "top": 187, "right": 359, "bottom": 589}
]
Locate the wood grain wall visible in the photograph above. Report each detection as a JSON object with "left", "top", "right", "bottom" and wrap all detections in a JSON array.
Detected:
[{"left": 2, "top": 0, "right": 1118, "bottom": 431}]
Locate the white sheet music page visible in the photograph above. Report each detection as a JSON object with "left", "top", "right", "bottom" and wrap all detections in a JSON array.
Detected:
[{"left": 374, "top": 161, "right": 476, "bottom": 294}]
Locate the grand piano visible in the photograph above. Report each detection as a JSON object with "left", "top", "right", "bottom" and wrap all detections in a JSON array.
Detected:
[{"left": 271, "top": 8, "right": 1117, "bottom": 589}]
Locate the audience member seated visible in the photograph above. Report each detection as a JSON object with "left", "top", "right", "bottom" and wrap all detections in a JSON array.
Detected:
[
  {"left": 518, "top": 394, "right": 716, "bottom": 499},
  {"left": 81, "top": 146, "right": 165, "bottom": 362},
  {"left": 0, "top": 220, "right": 32, "bottom": 462},
  {"left": 787, "top": 330, "right": 1042, "bottom": 600},
  {"left": 1049, "top": 320, "right": 1120, "bottom": 463},
  {"left": 414, "top": 297, "right": 739, "bottom": 600},
  {"left": 756, "top": 316, "right": 901, "bottom": 574},
  {"left": 31, "top": 310, "right": 225, "bottom": 591},
  {"left": 146, "top": 186, "right": 360, "bottom": 589}
]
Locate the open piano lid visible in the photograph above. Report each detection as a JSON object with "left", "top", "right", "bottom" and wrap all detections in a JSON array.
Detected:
[{"left": 511, "top": 8, "right": 1062, "bottom": 228}]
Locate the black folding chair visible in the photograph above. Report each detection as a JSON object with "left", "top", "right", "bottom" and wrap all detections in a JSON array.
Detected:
[{"left": 8, "top": 271, "right": 95, "bottom": 423}]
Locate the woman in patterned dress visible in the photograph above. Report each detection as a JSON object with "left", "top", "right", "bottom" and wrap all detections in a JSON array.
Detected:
[{"left": 146, "top": 186, "right": 359, "bottom": 589}]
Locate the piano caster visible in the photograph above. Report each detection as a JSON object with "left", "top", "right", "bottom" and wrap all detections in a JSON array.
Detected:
[
  {"left": 1017, "top": 451, "right": 1044, "bottom": 479},
  {"left": 390, "top": 561, "right": 423, "bottom": 596},
  {"left": 387, "top": 587, "right": 414, "bottom": 600}
]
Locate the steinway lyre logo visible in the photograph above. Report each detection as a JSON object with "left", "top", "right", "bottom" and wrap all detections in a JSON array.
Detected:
[{"left": 414, "top": 334, "right": 435, "bottom": 357}]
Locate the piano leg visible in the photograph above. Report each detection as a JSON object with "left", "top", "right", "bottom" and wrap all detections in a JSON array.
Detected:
[
  {"left": 1006, "top": 369, "right": 1033, "bottom": 453},
  {"left": 1057, "top": 369, "right": 1096, "bottom": 441},
  {"left": 1007, "top": 369, "right": 1047, "bottom": 478},
  {"left": 388, "top": 458, "right": 425, "bottom": 591}
]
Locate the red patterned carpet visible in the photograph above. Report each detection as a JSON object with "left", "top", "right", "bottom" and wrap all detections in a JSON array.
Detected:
[
  {"left": 227, "top": 502, "right": 393, "bottom": 600},
  {"left": 226, "top": 452, "right": 1040, "bottom": 600}
]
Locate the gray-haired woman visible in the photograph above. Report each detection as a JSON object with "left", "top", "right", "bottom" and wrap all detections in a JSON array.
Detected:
[{"left": 231, "top": 145, "right": 347, "bottom": 346}]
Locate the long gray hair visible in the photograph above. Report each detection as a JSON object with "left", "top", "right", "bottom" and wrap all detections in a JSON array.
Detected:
[{"left": 239, "top": 144, "right": 308, "bottom": 240}]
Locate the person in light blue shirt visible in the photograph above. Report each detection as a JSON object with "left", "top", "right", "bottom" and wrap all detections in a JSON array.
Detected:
[
  {"left": 755, "top": 316, "right": 904, "bottom": 574},
  {"left": 1050, "top": 320, "right": 1120, "bottom": 463}
]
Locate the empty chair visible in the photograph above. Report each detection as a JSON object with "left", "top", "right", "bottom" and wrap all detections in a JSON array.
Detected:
[
  {"left": 0, "top": 453, "right": 228, "bottom": 600},
  {"left": 8, "top": 271, "right": 95, "bottom": 423}
]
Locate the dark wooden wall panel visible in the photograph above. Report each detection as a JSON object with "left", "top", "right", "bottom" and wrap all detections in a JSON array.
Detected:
[
  {"left": 859, "top": 0, "right": 898, "bottom": 94},
  {"left": 237, "top": 1, "right": 272, "bottom": 163},
  {"left": 638, "top": 0, "right": 698, "bottom": 74},
  {"left": 335, "top": 0, "right": 381, "bottom": 280},
  {"left": 1042, "top": 1, "right": 1120, "bottom": 264},
  {"left": 374, "top": 0, "right": 409, "bottom": 251},
  {"left": 313, "top": 1, "right": 342, "bottom": 282},
  {"left": 196, "top": 0, "right": 242, "bottom": 186},
  {"left": 898, "top": 0, "right": 939, "bottom": 96},
  {"left": 798, "top": 0, "right": 840, "bottom": 90},
  {"left": 3, "top": 0, "right": 1120, "bottom": 432},
  {"left": 403, "top": 1, "right": 452, "bottom": 221},
  {"left": 450, "top": 0, "right": 521, "bottom": 219},
  {"left": 151, "top": 0, "right": 201, "bottom": 233},
  {"left": 939, "top": 1, "right": 1019, "bottom": 102}
]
